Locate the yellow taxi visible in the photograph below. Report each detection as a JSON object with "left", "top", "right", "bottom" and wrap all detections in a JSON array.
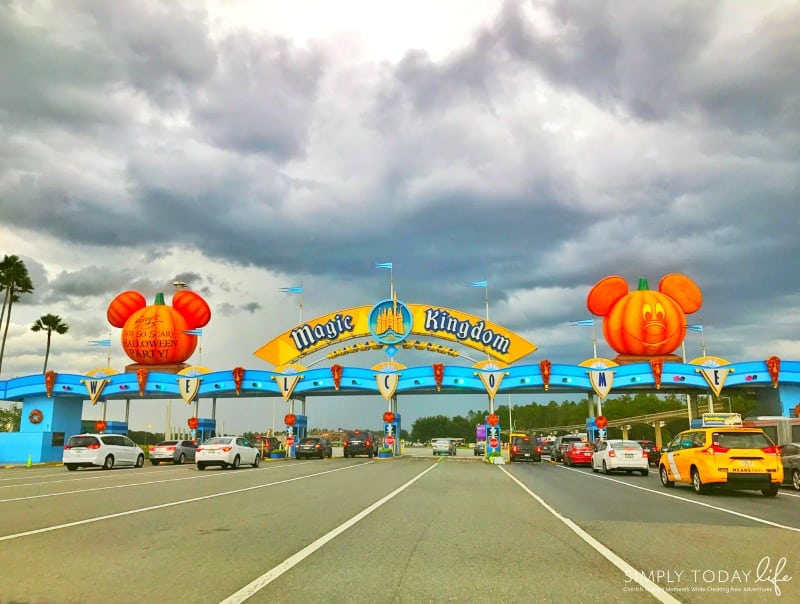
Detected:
[{"left": 658, "top": 413, "right": 783, "bottom": 497}]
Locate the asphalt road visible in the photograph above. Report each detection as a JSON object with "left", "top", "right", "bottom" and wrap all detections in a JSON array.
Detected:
[{"left": 0, "top": 451, "right": 797, "bottom": 604}]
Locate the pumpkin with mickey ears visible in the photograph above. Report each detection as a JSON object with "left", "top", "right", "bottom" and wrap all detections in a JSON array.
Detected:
[
  {"left": 107, "top": 290, "right": 211, "bottom": 365},
  {"left": 587, "top": 274, "right": 702, "bottom": 357}
]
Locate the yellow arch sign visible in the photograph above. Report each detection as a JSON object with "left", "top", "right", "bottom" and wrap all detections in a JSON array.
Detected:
[{"left": 254, "top": 303, "right": 537, "bottom": 367}]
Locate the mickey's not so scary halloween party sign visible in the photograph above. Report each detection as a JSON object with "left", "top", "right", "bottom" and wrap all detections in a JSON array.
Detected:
[{"left": 107, "top": 290, "right": 211, "bottom": 365}]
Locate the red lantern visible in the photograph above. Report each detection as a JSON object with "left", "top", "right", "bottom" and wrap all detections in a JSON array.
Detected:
[
  {"left": 331, "top": 364, "right": 343, "bottom": 390},
  {"left": 95, "top": 420, "right": 107, "bottom": 433},
  {"left": 187, "top": 416, "right": 199, "bottom": 430},
  {"left": 433, "top": 363, "right": 444, "bottom": 391},
  {"left": 595, "top": 416, "right": 608, "bottom": 429},
  {"left": 383, "top": 411, "right": 395, "bottom": 424},
  {"left": 487, "top": 413, "right": 499, "bottom": 426},
  {"left": 649, "top": 358, "right": 664, "bottom": 390},
  {"left": 285, "top": 413, "right": 297, "bottom": 427}
]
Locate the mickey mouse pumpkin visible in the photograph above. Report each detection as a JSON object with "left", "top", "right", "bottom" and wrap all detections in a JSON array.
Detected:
[
  {"left": 107, "top": 290, "right": 211, "bottom": 365},
  {"left": 586, "top": 274, "right": 702, "bottom": 358}
]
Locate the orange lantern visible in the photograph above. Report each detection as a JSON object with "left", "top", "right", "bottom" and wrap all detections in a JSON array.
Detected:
[
  {"left": 433, "top": 363, "right": 444, "bottom": 391},
  {"left": 383, "top": 411, "right": 395, "bottom": 424},
  {"left": 487, "top": 413, "right": 499, "bottom": 426},
  {"left": 331, "top": 364, "right": 343, "bottom": 390},
  {"left": 95, "top": 420, "right": 107, "bottom": 433},
  {"left": 187, "top": 417, "right": 199, "bottom": 430},
  {"left": 285, "top": 413, "right": 297, "bottom": 427}
]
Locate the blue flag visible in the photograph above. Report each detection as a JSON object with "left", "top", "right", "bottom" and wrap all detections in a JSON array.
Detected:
[
  {"left": 374, "top": 262, "right": 393, "bottom": 269},
  {"left": 182, "top": 329, "right": 203, "bottom": 336},
  {"left": 279, "top": 286, "right": 303, "bottom": 294},
  {"left": 88, "top": 339, "right": 111, "bottom": 347},
  {"left": 466, "top": 281, "right": 487, "bottom": 287},
  {"left": 686, "top": 324, "right": 703, "bottom": 332},
  {"left": 570, "top": 319, "right": 595, "bottom": 326}
]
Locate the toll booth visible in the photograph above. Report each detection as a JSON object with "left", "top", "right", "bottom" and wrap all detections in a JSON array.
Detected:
[
  {"left": 286, "top": 415, "right": 307, "bottom": 458},
  {"left": 195, "top": 418, "right": 217, "bottom": 443}
]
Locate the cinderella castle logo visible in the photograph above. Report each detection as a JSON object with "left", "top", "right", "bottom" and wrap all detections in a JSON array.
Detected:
[{"left": 369, "top": 293, "right": 412, "bottom": 344}]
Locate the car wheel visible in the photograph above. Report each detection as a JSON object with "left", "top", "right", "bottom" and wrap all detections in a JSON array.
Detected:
[
  {"left": 103, "top": 455, "right": 114, "bottom": 470},
  {"left": 197, "top": 463, "right": 205, "bottom": 470},
  {"left": 761, "top": 484, "right": 780, "bottom": 498},
  {"left": 151, "top": 460, "right": 160, "bottom": 466},
  {"left": 602, "top": 461, "right": 610, "bottom": 475},
  {"left": 591, "top": 460, "right": 598, "bottom": 473},
  {"left": 641, "top": 469, "right": 649, "bottom": 477},
  {"left": 792, "top": 469, "right": 800, "bottom": 491},
  {"left": 253, "top": 454, "right": 260, "bottom": 468},
  {"left": 66, "top": 464, "right": 77, "bottom": 471},
  {"left": 175, "top": 453, "right": 185, "bottom": 465},
  {"left": 659, "top": 465, "right": 674, "bottom": 487},
  {"left": 135, "top": 454, "right": 145, "bottom": 468},
  {"left": 691, "top": 468, "right": 708, "bottom": 494},
  {"left": 231, "top": 455, "right": 240, "bottom": 470}
]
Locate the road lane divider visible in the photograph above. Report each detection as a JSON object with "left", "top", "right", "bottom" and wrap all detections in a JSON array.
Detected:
[
  {"left": 219, "top": 461, "right": 440, "bottom": 604},
  {"left": 500, "top": 466, "right": 681, "bottom": 604}
]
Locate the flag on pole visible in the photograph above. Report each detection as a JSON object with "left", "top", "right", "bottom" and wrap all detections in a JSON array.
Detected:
[
  {"left": 88, "top": 339, "right": 111, "bottom": 347},
  {"left": 182, "top": 329, "right": 203, "bottom": 336},
  {"left": 686, "top": 324, "right": 703, "bottom": 332},
  {"left": 466, "top": 281, "right": 487, "bottom": 288},
  {"left": 570, "top": 319, "right": 595, "bottom": 326},
  {"left": 279, "top": 286, "right": 303, "bottom": 294},
  {"left": 374, "top": 262, "right": 393, "bottom": 269}
]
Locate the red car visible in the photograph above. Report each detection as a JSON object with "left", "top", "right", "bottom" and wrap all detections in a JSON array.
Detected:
[{"left": 562, "top": 441, "right": 594, "bottom": 466}]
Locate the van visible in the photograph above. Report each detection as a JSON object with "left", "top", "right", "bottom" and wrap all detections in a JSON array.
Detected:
[{"left": 552, "top": 433, "right": 588, "bottom": 463}]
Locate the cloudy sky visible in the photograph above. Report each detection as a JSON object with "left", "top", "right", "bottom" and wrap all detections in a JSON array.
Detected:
[{"left": 1, "top": 0, "right": 799, "bottom": 434}]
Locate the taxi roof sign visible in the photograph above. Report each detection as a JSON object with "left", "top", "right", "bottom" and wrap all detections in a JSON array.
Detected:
[{"left": 701, "top": 412, "right": 742, "bottom": 427}]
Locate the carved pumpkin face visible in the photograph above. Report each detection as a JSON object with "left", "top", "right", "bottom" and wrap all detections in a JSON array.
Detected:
[
  {"left": 121, "top": 293, "right": 197, "bottom": 364},
  {"left": 603, "top": 288, "right": 686, "bottom": 355}
]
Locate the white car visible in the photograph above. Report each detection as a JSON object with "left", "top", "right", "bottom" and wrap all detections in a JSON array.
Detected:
[
  {"left": 592, "top": 439, "right": 649, "bottom": 476},
  {"left": 196, "top": 436, "right": 261, "bottom": 470},
  {"left": 62, "top": 433, "right": 145, "bottom": 471},
  {"left": 432, "top": 438, "right": 456, "bottom": 456}
]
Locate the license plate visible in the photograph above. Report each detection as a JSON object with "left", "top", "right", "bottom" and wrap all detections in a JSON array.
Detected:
[
  {"left": 739, "top": 460, "right": 754, "bottom": 467},
  {"left": 625, "top": 454, "right": 634, "bottom": 459},
  {"left": 524, "top": 453, "right": 530, "bottom": 457}
]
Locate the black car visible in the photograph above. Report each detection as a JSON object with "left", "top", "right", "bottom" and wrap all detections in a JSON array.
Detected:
[
  {"left": 780, "top": 442, "right": 800, "bottom": 490},
  {"left": 474, "top": 441, "right": 486, "bottom": 456},
  {"left": 295, "top": 437, "right": 332, "bottom": 460},
  {"left": 343, "top": 429, "right": 378, "bottom": 458},
  {"left": 509, "top": 434, "right": 542, "bottom": 462},
  {"left": 257, "top": 436, "right": 281, "bottom": 457},
  {"left": 637, "top": 440, "right": 662, "bottom": 467}
]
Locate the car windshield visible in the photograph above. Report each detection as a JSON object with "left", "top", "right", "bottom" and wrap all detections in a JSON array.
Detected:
[
  {"left": 714, "top": 432, "right": 773, "bottom": 449},
  {"left": 301, "top": 438, "right": 319, "bottom": 444},
  {"left": 66, "top": 436, "right": 99, "bottom": 448},
  {"left": 155, "top": 441, "right": 177, "bottom": 446},
  {"left": 611, "top": 441, "right": 641, "bottom": 449},
  {"left": 203, "top": 437, "right": 233, "bottom": 445}
]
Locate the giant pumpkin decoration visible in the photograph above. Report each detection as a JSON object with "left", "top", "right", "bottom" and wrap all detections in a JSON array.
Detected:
[
  {"left": 107, "top": 290, "right": 211, "bottom": 365},
  {"left": 586, "top": 274, "right": 702, "bottom": 357}
]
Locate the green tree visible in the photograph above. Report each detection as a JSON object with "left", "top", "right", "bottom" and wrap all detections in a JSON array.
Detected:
[
  {"left": 31, "top": 313, "right": 70, "bottom": 373},
  {"left": 0, "top": 403, "right": 21, "bottom": 431},
  {"left": 0, "top": 255, "right": 35, "bottom": 374}
]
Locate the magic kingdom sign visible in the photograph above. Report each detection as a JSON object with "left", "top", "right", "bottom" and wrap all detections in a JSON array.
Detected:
[{"left": 253, "top": 297, "right": 537, "bottom": 366}]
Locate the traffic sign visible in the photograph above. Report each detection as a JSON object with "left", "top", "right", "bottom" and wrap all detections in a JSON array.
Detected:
[
  {"left": 385, "top": 435, "right": 395, "bottom": 445},
  {"left": 286, "top": 436, "right": 294, "bottom": 446},
  {"left": 489, "top": 437, "right": 498, "bottom": 448}
]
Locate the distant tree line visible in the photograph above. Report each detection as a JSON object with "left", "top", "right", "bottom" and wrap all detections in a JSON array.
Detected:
[{"left": 407, "top": 392, "right": 758, "bottom": 444}]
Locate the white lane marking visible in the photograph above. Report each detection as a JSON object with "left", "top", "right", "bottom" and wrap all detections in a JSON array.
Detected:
[
  {"left": 0, "top": 462, "right": 371, "bottom": 541},
  {"left": 0, "top": 461, "right": 310, "bottom": 499},
  {"left": 559, "top": 465, "right": 800, "bottom": 532},
  {"left": 500, "top": 467, "right": 681, "bottom": 604},
  {"left": 219, "top": 461, "right": 441, "bottom": 604}
]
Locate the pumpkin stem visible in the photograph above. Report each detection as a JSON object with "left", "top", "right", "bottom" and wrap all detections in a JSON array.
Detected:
[
  {"left": 154, "top": 292, "right": 166, "bottom": 305},
  {"left": 637, "top": 277, "right": 649, "bottom": 291}
]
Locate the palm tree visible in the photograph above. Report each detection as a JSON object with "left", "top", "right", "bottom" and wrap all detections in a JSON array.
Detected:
[
  {"left": 0, "top": 255, "right": 35, "bottom": 374},
  {"left": 31, "top": 314, "right": 70, "bottom": 373}
]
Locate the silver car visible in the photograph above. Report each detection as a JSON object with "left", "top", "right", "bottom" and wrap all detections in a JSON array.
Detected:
[
  {"left": 432, "top": 438, "right": 456, "bottom": 456},
  {"left": 150, "top": 440, "right": 197, "bottom": 465}
]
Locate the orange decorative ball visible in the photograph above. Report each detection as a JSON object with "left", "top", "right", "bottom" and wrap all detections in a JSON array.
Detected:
[
  {"left": 121, "top": 293, "right": 197, "bottom": 365},
  {"left": 172, "top": 289, "right": 211, "bottom": 328},
  {"left": 107, "top": 290, "right": 147, "bottom": 328}
]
